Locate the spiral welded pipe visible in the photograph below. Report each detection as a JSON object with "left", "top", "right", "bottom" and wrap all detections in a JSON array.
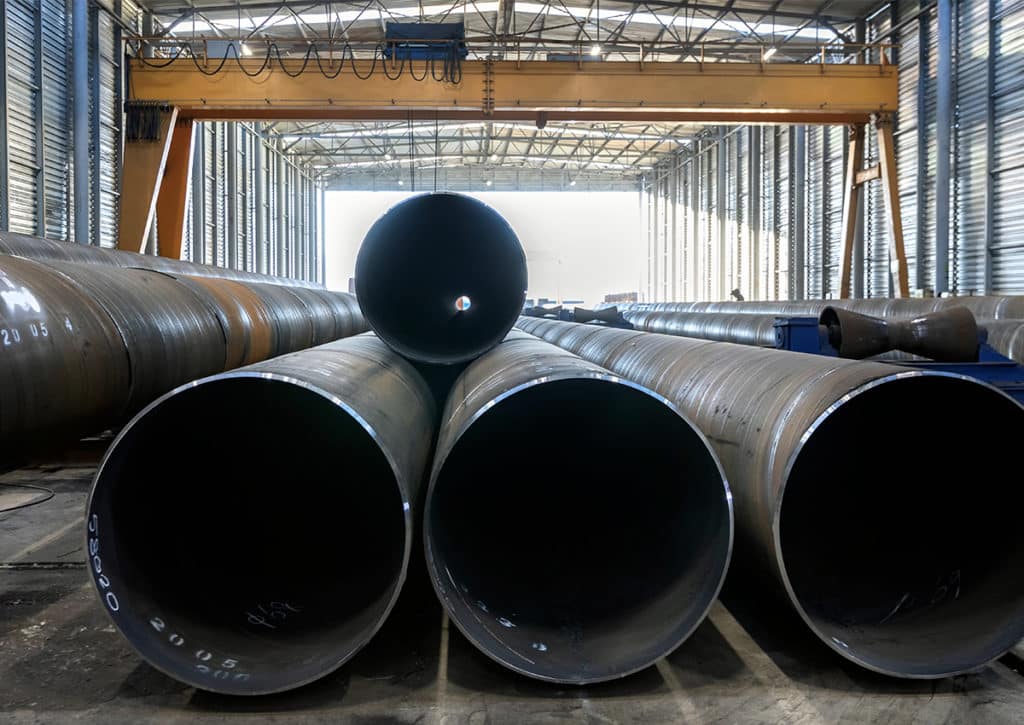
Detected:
[
  {"left": 613, "top": 295, "right": 1024, "bottom": 320},
  {"left": 0, "top": 230, "right": 320, "bottom": 288},
  {"left": 516, "top": 316, "right": 1024, "bottom": 679},
  {"left": 85, "top": 334, "right": 435, "bottom": 695},
  {"left": 355, "top": 193, "right": 528, "bottom": 364},
  {"left": 424, "top": 331, "right": 733, "bottom": 684}
]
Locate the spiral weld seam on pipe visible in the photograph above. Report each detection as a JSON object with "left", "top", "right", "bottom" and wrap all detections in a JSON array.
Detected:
[
  {"left": 423, "top": 330, "right": 734, "bottom": 684},
  {"left": 0, "top": 255, "right": 366, "bottom": 458},
  {"left": 515, "top": 316, "right": 1024, "bottom": 679},
  {"left": 84, "top": 333, "right": 436, "bottom": 695}
]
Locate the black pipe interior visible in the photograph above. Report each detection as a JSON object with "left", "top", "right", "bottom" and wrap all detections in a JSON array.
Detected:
[
  {"left": 88, "top": 378, "right": 406, "bottom": 694},
  {"left": 781, "top": 375, "right": 1024, "bottom": 677},
  {"left": 428, "top": 378, "right": 731, "bottom": 683},
  {"left": 355, "top": 193, "right": 527, "bottom": 364}
]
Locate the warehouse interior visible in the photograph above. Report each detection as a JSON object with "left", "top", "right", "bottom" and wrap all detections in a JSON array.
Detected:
[{"left": 3, "top": 1, "right": 1024, "bottom": 722}]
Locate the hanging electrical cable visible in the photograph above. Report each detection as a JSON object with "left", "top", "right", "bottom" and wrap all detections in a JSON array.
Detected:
[{"left": 128, "top": 38, "right": 464, "bottom": 84}]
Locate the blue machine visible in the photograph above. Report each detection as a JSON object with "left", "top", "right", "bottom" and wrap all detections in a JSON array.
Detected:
[
  {"left": 774, "top": 316, "right": 1024, "bottom": 405},
  {"left": 383, "top": 22, "right": 468, "bottom": 61}
]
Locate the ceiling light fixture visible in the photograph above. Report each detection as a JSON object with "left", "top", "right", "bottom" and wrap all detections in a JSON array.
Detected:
[
  {"left": 384, "top": 153, "right": 392, "bottom": 161},
  {"left": 763, "top": 47, "right": 777, "bottom": 60},
  {"left": 590, "top": 43, "right": 602, "bottom": 56}
]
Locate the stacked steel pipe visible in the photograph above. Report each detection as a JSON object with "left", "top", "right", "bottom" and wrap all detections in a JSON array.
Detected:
[
  {"left": 0, "top": 254, "right": 365, "bottom": 456},
  {"left": 620, "top": 300, "right": 1024, "bottom": 364},
  {"left": 78, "top": 193, "right": 1024, "bottom": 695},
  {"left": 86, "top": 193, "right": 734, "bottom": 694},
  {"left": 614, "top": 295, "right": 1024, "bottom": 320},
  {"left": 0, "top": 230, "right": 320, "bottom": 288},
  {"left": 424, "top": 331, "right": 732, "bottom": 684},
  {"left": 86, "top": 335, "right": 435, "bottom": 694},
  {"left": 517, "top": 316, "right": 1024, "bottom": 679}
]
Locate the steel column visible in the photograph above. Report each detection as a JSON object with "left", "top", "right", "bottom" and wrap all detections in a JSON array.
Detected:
[
  {"left": 689, "top": 149, "right": 699, "bottom": 300},
  {"left": 276, "top": 151, "right": 286, "bottom": 278},
  {"left": 72, "top": 0, "right": 89, "bottom": 244},
  {"left": 650, "top": 178, "right": 658, "bottom": 300},
  {"left": 0, "top": 6, "right": 8, "bottom": 232},
  {"left": 935, "top": 0, "right": 953, "bottom": 295},
  {"left": 155, "top": 119, "right": 195, "bottom": 260},
  {"left": 319, "top": 183, "right": 326, "bottom": 286},
  {"left": 916, "top": 1, "right": 928, "bottom": 291},
  {"left": 794, "top": 126, "right": 806, "bottom": 300},
  {"left": 190, "top": 124, "right": 204, "bottom": 263},
  {"left": 226, "top": 124, "right": 238, "bottom": 269},
  {"left": 717, "top": 129, "right": 727, "bottom": 300},
  {"left": 749, "top": 126, "right": 761, "bottom": 301},
  {"left": 33, "top": 1, "right": 46, "bottom": 237},
  {"left": 254, "top": 125, "right": 266, "bottom": 275},
  {"left": 984, "top": 0, "right": 996, "bottom": 293},
  {"left": 90, "top": 3, "right": 101, "bottom": 246}
]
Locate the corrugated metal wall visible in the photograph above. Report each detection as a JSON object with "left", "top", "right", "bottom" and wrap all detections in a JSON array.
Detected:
[
  {"left": 182, "top": 122, "right": 320, "bottom": 281},
  {"left": 0, "top": 3, "right": 321, "bottom": 282},
  {"left": 642, "top": 1, "right": 1024, "bottom": 301}
]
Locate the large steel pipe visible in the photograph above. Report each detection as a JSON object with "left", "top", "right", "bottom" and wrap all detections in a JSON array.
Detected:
[
  {"left": 0, "top": 230, "right": 320, "bottom": 288},
  {"left": 984, "top": 319, "right": 1024, "bottom": 364},
  {"left": 616, "top": 295, "right": 1024, "bottom": 320},
  {"left": 44, "top": 262, "right": 227, "bottom": 414},
  {"left": 517, "top": 317, "right": 1024, "bottom": 678},
  {"left": 85, "top": 334, "right": 435, "bottom": 695},
  {"left": 424, "top": 332, "right": 733, "bottom": 683},
  {"left": 623, "top": 310, "right": 777, "bottom": 346},
  {"left": 0, "top": 256, "right": 131, "bottom": 451},
  {"left": 622, "top": 306, "right": 1024, "bottom": 364},
  {"left": 170, "top": 276, "right": 278, "bottom": 369},
  {"left": 244, "top": 283, "right": 318, "bottom": 356},
  {"left": 355, "top": 193, "right": 528, "bottom": 364}
]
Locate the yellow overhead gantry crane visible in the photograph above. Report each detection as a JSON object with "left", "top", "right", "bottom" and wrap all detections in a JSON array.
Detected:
[{"left": 123, "top": 53, "right": 905, "bottom": 297}]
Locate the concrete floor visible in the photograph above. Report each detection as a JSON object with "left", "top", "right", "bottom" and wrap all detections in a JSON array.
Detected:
[{"left": 2, "top": 459, "right": 1024, "bottom": 724}]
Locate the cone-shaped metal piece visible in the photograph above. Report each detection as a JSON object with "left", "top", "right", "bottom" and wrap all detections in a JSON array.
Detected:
[
  {"left": 573, "top": 306, "right": 620, "bottom": 324},
  {"left": 821, "top": 305, "right": 980, "bottom": 361}
]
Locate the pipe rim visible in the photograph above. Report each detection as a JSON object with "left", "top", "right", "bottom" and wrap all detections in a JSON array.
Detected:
[
  {"left": 772, "top": 369, "right": 1024, "bottom": 679},
  {"left": 423, "top": 370, "right": 734, "bottom": 684},
  {"left": 85, "top": 370, "right": 414, "bottom": 696}
]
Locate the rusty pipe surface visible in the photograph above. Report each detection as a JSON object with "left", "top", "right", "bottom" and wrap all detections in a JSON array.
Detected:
[
  {"left": 0, "top": 257, "right": 366, "bottom": 458},
  {"left": 424, "top": 331, "right": 733, "bottom": 684},
  {"left": 355, "top": 193, "right": 528, "bottom": 364},
  {"left": 85, "top": 334, "right": 435, "bottom": 695},
  {"left": 516, "top": 317, "right": 1024, "bottom": 679},
  {"left": 0, "top": 230, "right": 320, "bottom": 288},
  {"left": 43, "top": 262, "right": 228, "bottom": 414}
]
